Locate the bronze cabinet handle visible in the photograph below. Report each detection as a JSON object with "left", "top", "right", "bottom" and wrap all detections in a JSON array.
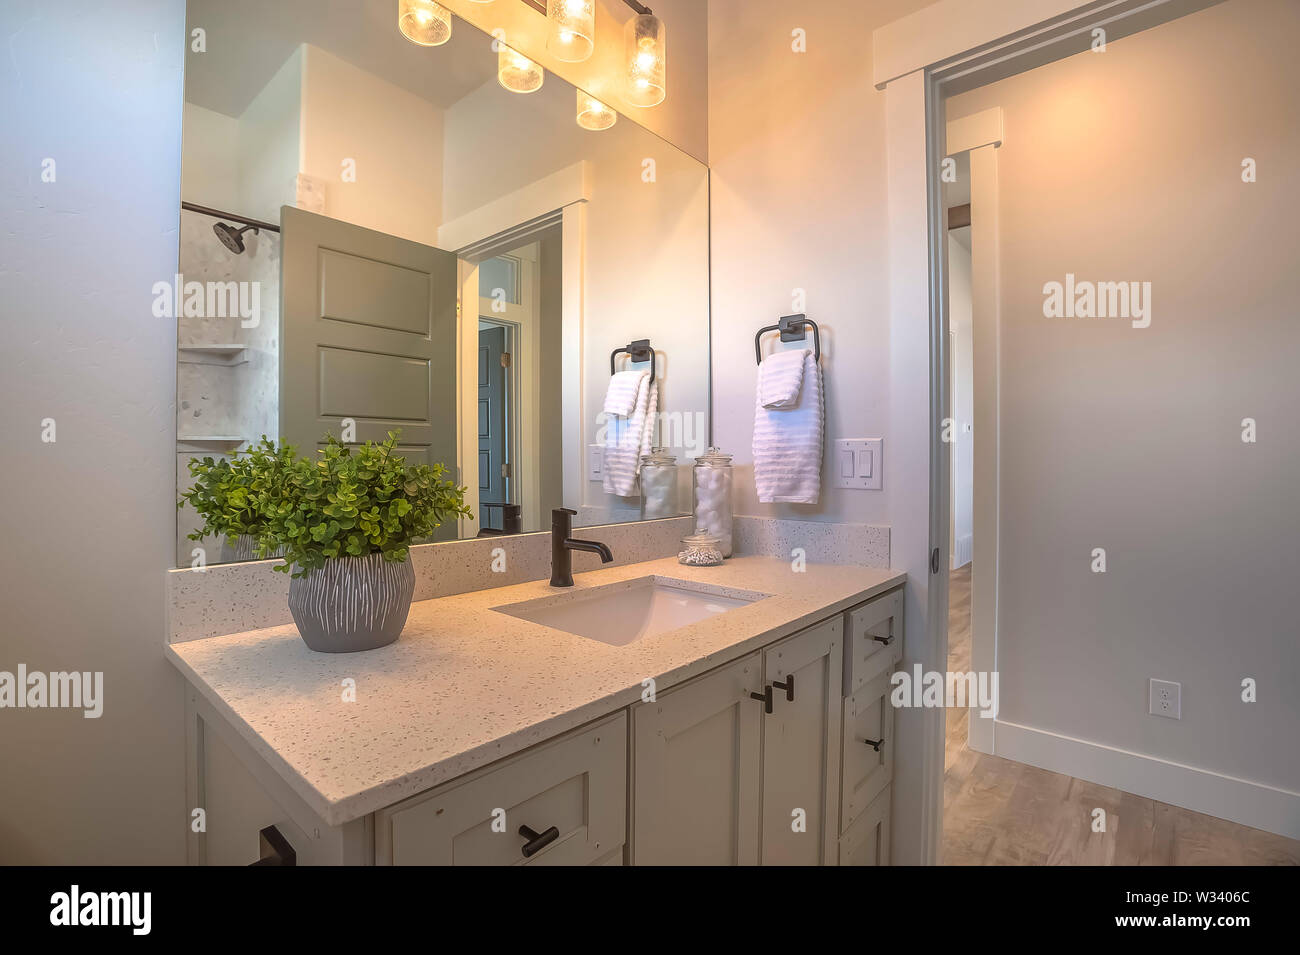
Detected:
[
  {"left": 772, "top": 674, "right": 794, "bottom": 702},
  {"left": 249, "top": 825, "right": 296, "bottom": 866},
  {"left": 519, "top": 824, "right": 560, "bottom": 858}
]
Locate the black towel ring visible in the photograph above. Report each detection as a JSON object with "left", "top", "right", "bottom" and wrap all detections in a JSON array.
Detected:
[
  {"left": 755, "top": 314, "right": 820, "bottom": 364},
  {"left": 610, "top": 338, "right": 656, "bottom": 384}
]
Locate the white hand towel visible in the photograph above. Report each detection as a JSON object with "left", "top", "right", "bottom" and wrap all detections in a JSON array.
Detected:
[
  {"left": 758, "top": 348, "right": 810, "bottom": 408},
  {"left": 603, "top": 374, "right": 658, "bottom": 496},
  {"left": 753, "top": 350, "right": 823, "bottom": 504},
  {"left": 603, "top": 369, "right": 647, "bottom": 417}
]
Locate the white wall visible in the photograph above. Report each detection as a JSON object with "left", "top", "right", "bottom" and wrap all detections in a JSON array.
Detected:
[
  {"left": 299, "top": 45, "right": 445, "bottom": 247},
  {"left": 0, "top": 0, "right": 186, "bottom": 863},
  {"left": 707, "top": 0, "right": 935, "bottom": 524},
  {"left": 948, "top": 0, "right": 1300, "bottom": 827},
  {"left": 237, "top": 45, "right": 302, "bottom": 223},
  {"left": 948, "top": 232, "right": 973, "bottom": 567},
  {"left": 443, "top": 74, "right": 711, "bottom": 518},
  {"left": 181, "top": 102, "right": 242, "bottom": 211}
]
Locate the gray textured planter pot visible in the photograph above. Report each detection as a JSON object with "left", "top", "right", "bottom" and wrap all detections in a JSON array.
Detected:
[{"left": 287, "top": 553, "right": 416, "bottom": 653}]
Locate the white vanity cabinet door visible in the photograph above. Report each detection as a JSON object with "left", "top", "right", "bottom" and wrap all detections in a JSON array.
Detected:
[
  {"left": 375, "top": 712, "right": 626, "bottom": 866},
  {"left": 631, "top": 653, "right": 763, "bottom": 865},
  {"left": 839, "top": 788, "right": 891, "bottom": 866},
  {"left": 841, "top": 664, "right": 898, "bottom": 834},
  {"left": 759, "top": 617, "right": 843, "bottom": 866},
  {"left": 843, "top": 587, "right": 903, "bottom": 696}
]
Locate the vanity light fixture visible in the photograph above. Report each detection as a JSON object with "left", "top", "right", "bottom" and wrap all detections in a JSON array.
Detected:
[
  {"left": 623, "top": 5, "right": 665, "bottom": 108},
  {"left": 397, "top": 0, "right": 452, "bottom": 46},
  {"left": 547, "top": 0, "right": 595, "bottom": 62},
  {"left": 499, "top": 42, "right": 545, "bottom": 93},
  {"left": 576, "top": 90, "right": 616, "bottom": 130}
]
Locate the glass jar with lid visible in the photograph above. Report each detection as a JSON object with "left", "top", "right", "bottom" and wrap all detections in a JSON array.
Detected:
[
  {"left": 639, "top": 447, "right": 679, "bottom": 520},
  {"left": 693, "top": 447, "right": 734, "bottom": 558},
  {"left": 678, "top": 529, "right": 724, "bottom": 567}
]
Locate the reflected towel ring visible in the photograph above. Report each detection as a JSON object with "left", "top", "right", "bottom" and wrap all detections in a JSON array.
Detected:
[
  {"left": 611, "top": 338, "right": 656, "bottom": 383},
  {"left": 755, "top": 314, "right": 820, "bottom": 364}
]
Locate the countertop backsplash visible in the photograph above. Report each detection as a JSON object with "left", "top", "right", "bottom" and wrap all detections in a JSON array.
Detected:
[{"left": 167, "top": 514, "right": 891, "bottom": 643}]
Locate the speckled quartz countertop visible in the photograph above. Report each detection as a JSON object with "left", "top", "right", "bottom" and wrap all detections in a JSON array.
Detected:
[{"left": 166, "top": 556, "right": 905, "bottom": 826}]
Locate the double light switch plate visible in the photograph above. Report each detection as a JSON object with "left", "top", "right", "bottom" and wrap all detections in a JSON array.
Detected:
[{"left": 833, "top": 438, "right": 883, "bottom": 490}]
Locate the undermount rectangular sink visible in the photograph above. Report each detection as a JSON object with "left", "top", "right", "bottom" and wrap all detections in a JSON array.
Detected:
[{"left": 492, "top": 576, "right": 769, "bottom": 647}]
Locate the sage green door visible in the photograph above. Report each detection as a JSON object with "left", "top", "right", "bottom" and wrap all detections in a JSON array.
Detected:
[{"left": 279, "top": 207, "right": 459, "bottom": 540}]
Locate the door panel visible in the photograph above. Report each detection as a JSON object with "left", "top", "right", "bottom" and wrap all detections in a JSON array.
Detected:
[
  {"left": 281, "top": 207, "right": 459, "bottom": 540},
  {"left": 839, "top": 788, "right": 891, "bottom": 866},
  {"left": 631, "top": 654, "right": 763, "bottom": 865},
  {"left": 761, "top": 617, "right": 843, "bottom": 865},
  {"left": 317, "top": 248, "right": 433, "bottom": 335},
  {"left": 317, "top": 348, "right": 431, "bottom": 420},
  {"left": 842, "top": 667, "right": 897, "bottom": 833},
  {"left": 478, "top": 324, "right": 507, "bottom": 507}
]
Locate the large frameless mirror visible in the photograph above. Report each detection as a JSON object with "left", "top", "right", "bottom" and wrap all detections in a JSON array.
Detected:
[{"left": 174, "top": 0, "right": 709, "bottom": 566}]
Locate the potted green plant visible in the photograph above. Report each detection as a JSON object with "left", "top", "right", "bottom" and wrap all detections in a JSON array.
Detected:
[
  {"left": 180, "top": 437, "right": 295, "bottom": 563},
  {"left": 180, "top": 432, "right": 471, "bottom": 652}
]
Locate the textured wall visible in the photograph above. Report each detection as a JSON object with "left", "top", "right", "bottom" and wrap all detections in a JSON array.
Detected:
[{"left": 0, "top": 0, "right": 188, "bottom": 862}]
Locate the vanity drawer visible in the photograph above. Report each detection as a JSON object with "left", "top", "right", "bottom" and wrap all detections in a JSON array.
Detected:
[
  {"left": 838, "top": 787, "right": 891, "bottom": 866},
  {"left": 375, "top": 712, "right": 626, "bottom": 866},
  {"left": 843, "top": 587, "right": 903, "bottom": 696},
  {"left": 840, "top": 667, "right": 896, "bottom": 834}
]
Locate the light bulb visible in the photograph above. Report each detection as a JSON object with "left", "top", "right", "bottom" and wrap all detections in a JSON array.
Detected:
[
  {"left": 546, "top": 0, "right": 594, "bottom": 63},
  {"left": 398, "top": 0, "right": 451, "bottom": 47},
  {"left": 624, "top": 13, "right": 665, "bottom": 107},
  {"left": 576, "top": 90, "right": 616, "bottom": 131},
  {"left": 498, "top": 43, "right": 544, "bottom": 93}
]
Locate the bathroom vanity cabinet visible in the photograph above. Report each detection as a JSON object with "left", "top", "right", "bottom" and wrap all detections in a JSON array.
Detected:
[{"left": 180, "top": 569, "right": 904, "bottom": 867}]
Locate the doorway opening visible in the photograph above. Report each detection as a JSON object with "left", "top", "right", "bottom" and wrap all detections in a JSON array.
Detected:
[
  {"left": 459, "top": 223, "right": 566, "bottom": 538},
  {"left": 944, "top": 151, "right": 973, "bottom": 779}
]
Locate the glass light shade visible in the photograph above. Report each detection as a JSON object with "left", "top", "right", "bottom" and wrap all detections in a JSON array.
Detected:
[
  {"left": 576, "top": 90, "right": 616, "bottom": 131},
  {"left": 624, "top": 13, "right": 665, "bottom": 107},
  {"left": 547, "top": 0, "right": 595, "bottom": 63},
  {"left": 398, "top": 0, "right": 452, "bottom": 47},
  {"left": 498, "top": 43, "right": 544, "bottom": 94}
]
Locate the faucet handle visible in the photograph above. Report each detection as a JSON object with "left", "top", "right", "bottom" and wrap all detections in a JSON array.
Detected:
[{"left": 553, "top": 507, "right": 578, "bottom": 516}]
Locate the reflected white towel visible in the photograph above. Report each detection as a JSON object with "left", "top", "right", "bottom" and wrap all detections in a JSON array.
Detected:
[
  {"left": 753, "top": 350, "right": 823, "bottom": 504},
  {"left": 603, "top": 369, "right": 647, "bottom": 417},
  {"left": 603, "top": 374, "right": 658, "bottom": 496},
  {"left": 758, "top": 348, "right": 810, "bottom": 408}
]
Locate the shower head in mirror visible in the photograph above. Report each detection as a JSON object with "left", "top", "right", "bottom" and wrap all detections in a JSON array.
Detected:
[{"left": 213, "top": 221, "right": 258, "bottom": 254}]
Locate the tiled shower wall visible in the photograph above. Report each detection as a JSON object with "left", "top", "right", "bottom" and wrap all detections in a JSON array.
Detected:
[{"left": 175, "top": 209, "right": 280, "bottom": 564}]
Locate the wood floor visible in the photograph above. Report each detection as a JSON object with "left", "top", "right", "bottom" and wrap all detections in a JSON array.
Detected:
[{"left": 941, "top": 564, "right": 1300, "bottom": 865}]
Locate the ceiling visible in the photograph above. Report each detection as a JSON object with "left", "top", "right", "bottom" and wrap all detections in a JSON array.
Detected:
[{"left": 185, "top": 0, "right": 499, "bottom": 116}]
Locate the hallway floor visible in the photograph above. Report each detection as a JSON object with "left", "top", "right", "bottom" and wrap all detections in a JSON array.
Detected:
[{"left": 941, "top": 565, "right": 1300, "bottom": 865}]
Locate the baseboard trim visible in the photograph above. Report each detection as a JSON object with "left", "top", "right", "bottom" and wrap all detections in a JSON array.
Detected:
[
  {"left": 994, "top": 719, "right": 1300, "bottom": 841},
  {"left": 951, "top": 534, "right": 972, "bottom": 569}
]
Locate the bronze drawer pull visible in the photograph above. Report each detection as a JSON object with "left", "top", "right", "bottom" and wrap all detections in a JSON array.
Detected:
[
  {"left": 863, "top": 737, "right": 884, "bottom": 752},
  {"left": 749, "top": 685, "right": 773, "bottom": 714},
  {"left": 871, "top": 633, "right": 894, "bottom": 645},
  {"left": 249, "top": 825, "right": 296, "bottom": 866},
  {"left": 519, "top": 824, "right": 560, "bottom": 858}
]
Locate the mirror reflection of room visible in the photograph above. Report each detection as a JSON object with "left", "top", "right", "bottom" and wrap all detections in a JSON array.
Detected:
[{"left": 175, "top": 0, "right": 709, "bottom": 566}]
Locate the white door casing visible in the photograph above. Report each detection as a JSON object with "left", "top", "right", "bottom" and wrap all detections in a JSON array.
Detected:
[{"left": 872, "top": 0, "right": 1222, "bottom": 865}]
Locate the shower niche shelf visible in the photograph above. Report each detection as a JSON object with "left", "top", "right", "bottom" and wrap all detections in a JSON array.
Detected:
[{"left": 178, "top": 344, "right": 248, "bottom": 366}]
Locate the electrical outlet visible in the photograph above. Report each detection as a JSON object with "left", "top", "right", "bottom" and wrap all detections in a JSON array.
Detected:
[{"left": 1149, "top": 679, "right": 1181, "bottom": 720}]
